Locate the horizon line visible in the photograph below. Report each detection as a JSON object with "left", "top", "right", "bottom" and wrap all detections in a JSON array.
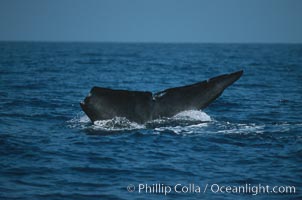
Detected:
[{"left": 0, "top": 39, "right": 301, "bottom": 45}]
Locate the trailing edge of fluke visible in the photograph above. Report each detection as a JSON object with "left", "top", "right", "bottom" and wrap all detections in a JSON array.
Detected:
[{"left": 80, "top": 70, "right": 243, "bottom": 124}]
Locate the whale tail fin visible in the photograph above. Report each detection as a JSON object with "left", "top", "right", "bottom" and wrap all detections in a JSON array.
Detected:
[
  {"left": 80, "top": 70, "right": 243, "bottom": 123},
  {"left": 152, "top": 70, "right": 243, "bottom": 118}
]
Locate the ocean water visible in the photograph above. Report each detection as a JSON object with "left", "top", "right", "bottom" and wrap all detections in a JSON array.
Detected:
[{"left": 1, "top": 42, "right": 302, "bottom": 200}]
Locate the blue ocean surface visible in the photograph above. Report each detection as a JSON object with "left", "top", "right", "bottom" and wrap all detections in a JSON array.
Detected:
[{"left": 1, "top": 42, "right": 302, "bottom": 200}]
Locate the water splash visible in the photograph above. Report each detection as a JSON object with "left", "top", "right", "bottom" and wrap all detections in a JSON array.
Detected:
[
  {"left": 68, "top": 110, "right": 295, "bottom": 137},
  {"left": 93, "top": 117, "right": 145, "bottom": 131},
  {"left": 173, "top": 110, "right": 211, "bottom": 121},
  {"left": 67, "top": 110, "right": 211, "bottom": 133}
]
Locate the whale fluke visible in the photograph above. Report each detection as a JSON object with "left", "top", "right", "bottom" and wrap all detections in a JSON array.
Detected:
[{"left": 80, "top": 70, "right": 243, "bottom": 123}]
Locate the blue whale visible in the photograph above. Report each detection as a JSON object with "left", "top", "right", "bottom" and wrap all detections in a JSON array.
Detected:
[{"left": 80, "top": 70, "right": 243, "bottom": 123}]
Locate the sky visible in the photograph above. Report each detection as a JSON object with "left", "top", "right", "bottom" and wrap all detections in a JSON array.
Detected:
[{"left": 0, "top": 0, "right": 301, "bottom": 43}]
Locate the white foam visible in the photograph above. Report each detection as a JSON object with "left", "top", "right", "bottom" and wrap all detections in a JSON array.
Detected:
[
  {"left": 67, "top": 110, "right": 211, "bottom": 133},
  {"left": 154, "top": 123, "right": 209, "bottom": 135},
  {"left": 66, "top": 112, "right": 89, "bottom": 129},
  {"left": 79, "top": 115, "right": 90, "bottom": 123},
  {"left": 152, "top": 110, "right": 211, "bottom": 135},
  {"left": 217, "top": 123, "right": 265, "bottom": 134},
  {"left": 173, "top": 110, "right": 211, "bottom": 122},
  {"left": 92, "top": 117, "right": 145, "bottom": 131}
]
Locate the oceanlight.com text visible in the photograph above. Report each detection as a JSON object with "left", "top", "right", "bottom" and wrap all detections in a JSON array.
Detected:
[{"left": 126, "top": 183, "right": 296, "bottom": 196}]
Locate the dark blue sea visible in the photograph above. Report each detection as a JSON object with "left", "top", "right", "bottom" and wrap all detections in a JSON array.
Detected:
[{"left": 1, "top": 42, "right": 302, "bottom": 200}]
